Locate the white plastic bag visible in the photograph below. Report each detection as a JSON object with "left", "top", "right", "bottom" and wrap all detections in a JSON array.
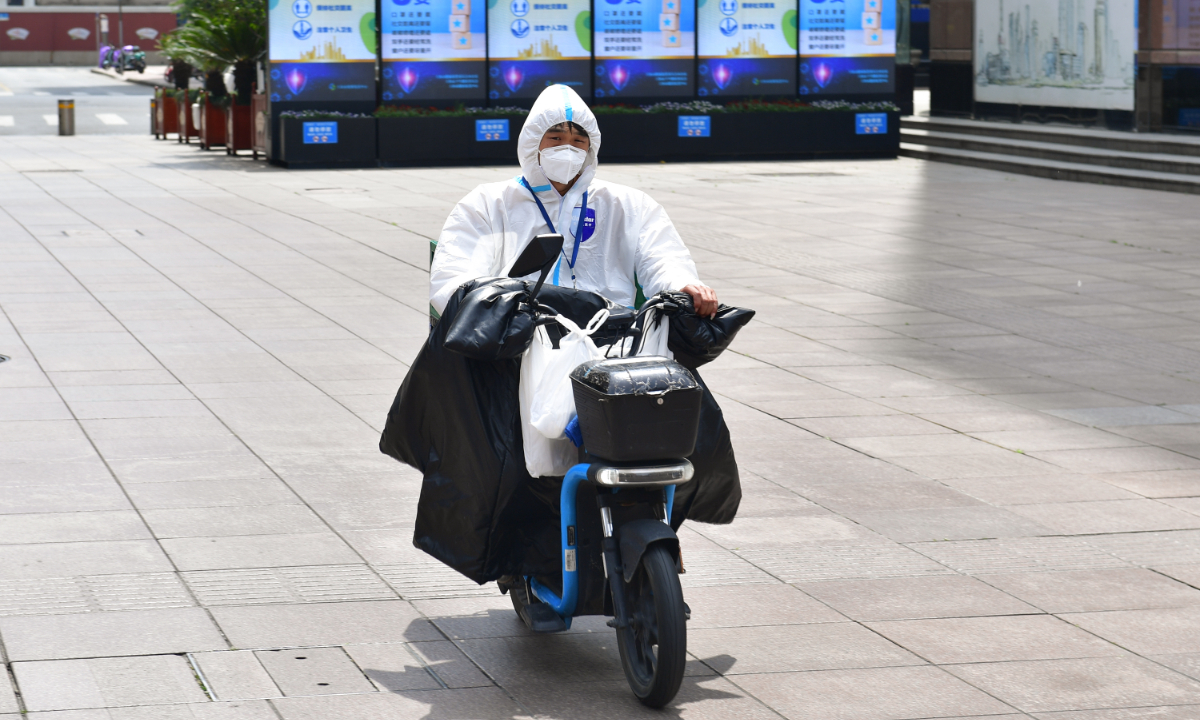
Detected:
[
  {"left": 520, "top": 309, "right": 608, "bottom": 477},
  {"left": 635, "top": 307, "right": 672, "bottom": 359}
]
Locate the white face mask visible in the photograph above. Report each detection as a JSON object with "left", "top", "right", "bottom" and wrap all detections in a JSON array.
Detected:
[{"left": 539, "top": 144, "right": 587, "bottom": 184}]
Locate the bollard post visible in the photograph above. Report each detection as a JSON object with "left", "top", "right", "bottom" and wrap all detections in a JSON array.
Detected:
[{"left": 58, "top": 99, "right": 75, "bottom": 136}]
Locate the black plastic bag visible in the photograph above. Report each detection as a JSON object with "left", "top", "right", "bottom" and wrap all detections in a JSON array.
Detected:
[
  {"left": 380, "top": 278, "right": 744, "bottom": 584},
  {"left": 655, "top": 292, "right": 756, "bottom": 370},
  {"left": 443, "top": 278, "right": 636, "bottom": 361}
]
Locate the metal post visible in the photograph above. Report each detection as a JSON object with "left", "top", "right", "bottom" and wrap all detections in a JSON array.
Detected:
[
  {"left": 117, "top": 0, "right": 124, "bottom": 49},
  {"left": 58, "top": 99, "right": 75, "bottom": 136}
]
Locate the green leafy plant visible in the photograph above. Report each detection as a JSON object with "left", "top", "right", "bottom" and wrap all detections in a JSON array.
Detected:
[
  {"left": 159, "top": 0, "right": 266, "bottom": 105},
  {"left": 279, "top": 110, "right": 374, "bottom": 120},
  {"left": 374, "top": 104, "right": 529, "bottom": 118}
]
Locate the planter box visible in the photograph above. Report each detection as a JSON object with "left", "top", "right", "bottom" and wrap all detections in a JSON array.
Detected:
[
  {"left": 177, "top": 97, "right": 199, "bottom": 143},
  {"left": 199, "top": 99, "right": 227, "bottom": 150},
  {"left": 375, "top": 111, "right": 897, "bottom": 167},
  {"left": 279, "top": 116, "right": 377, "bottom": 168},
  {"left": 225, "top": 104, "right": 253, "bottom": 156},
  {"left": 156, "top": 92, "right": 178, "bottom": 139},
  {"left": 378, "top": 116, "right": 518, "bottom": 167},
  {"left": 251, "top": 93, "right": 268, "bottom": 159},
  {"left": 597, "top": 111, "right": 900, "bottom": 163}
]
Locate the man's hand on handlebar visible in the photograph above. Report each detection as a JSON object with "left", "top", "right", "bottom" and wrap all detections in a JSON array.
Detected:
[{"left": 681, "top": 284, "right": 718, "bottom": 318}]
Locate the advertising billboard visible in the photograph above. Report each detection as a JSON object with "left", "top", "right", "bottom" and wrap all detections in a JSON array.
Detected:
[
  {"left": 269, "top": 0, "right": 377, "bottom": 102},
  {"left": 697, "top": 0, "right": 797, "bottom": 97},
  {"left": 487, "top": 0, "right": 592, "bottom": 101},
  {"left": 594, "top": 0, "right": 696, "bottom": 99},
  {"left": 381, "top": 0, "right": 487, "bottom": 102},
  {"left": 974, "top": 0, "right": 1135, "bottom": 111},
  {"left": 798, "top": 0, "right": 895, "bottom": 97}
]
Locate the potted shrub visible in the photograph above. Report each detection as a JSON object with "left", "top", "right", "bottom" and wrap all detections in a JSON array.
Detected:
[
  {"left": 376, "top": 105, "right": 528, "bottom": 167},
  {"left": 278, "top": 111, "right": 377, "bottom": 168},
  {"left": 175, "top": 88, "right": 201, "bottom": 143},
  {"left": 373, "top": 99, "right": 898, "bottom": 167},
  {"left": 159, "top": 0, "right": 265, "bottom": 153},
  {"left": 198, "top": 91, "right": 229, "bottom": 150},
  {"left": 592, "top": 99, "right": 900, "bottom": 162},
  {"left": 155, "top": 87, "right": 179, "bottom": 139}
]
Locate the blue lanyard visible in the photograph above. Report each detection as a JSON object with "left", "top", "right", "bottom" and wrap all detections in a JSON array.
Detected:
[{"left": 520, "top": 177, "right": 588, "bottom": 281}]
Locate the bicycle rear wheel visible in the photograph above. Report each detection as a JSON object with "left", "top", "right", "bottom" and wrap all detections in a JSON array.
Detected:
[{"left": 616, "top": 544, "right": 686, "bottom": 708}]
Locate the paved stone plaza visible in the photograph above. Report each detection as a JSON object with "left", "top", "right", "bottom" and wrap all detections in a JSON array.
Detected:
[{"left": 1, "top": 133, "right": 1200, "bottom": 720}]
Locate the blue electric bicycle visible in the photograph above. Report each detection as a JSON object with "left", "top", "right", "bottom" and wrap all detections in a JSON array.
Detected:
[{"left": 500, "top": 236, "right": 701, "bottom": 707}]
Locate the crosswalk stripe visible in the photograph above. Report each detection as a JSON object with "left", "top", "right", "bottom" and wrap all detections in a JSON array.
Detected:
[
  {"left": 43, "top": 114, "right": 58, "bottom": 126},
  {"left": 0, "top": 116, "right": 13, "bottom": 127},
  {"left": 95, "top": 114, "right": 128, "bottom": 126}
]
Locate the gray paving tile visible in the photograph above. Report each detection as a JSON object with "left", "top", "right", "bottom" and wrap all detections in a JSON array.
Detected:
[
  {"left": 867, "top": 615, "right": 1123, "bottom": 664},
  {"left": 346, "top": 641, "right": 491, "bottom": 691},
  {"left": 945, "top": 656, "right": 1200, "bottom": 713},
  {"left": 124, "top": 479, "right": 302, "bottom": 509},
  {"left": 210, "top": 600, "right": 440, "bottom": 649},
  {"left": 255, "top": 646, "right": 375, "bottom": 696},
  {"left": 978, "top": 568, "right": 1200, "bottom": 613},
  {"left": 849, "top": 506, "right": 1057, "bottom": 542},
  {"left": 0, "top": 511, "right": 150, "bottom": 544},
  {"left": 192, "top": 650, "right": 281, "bottom": 701},
  {"left": 1065, "top": 606, "right": 1200, "bottom": 655},
  {"left": 1008, "top": 500, "right": 1200, "bottom": 535},
  {"left": 1045, "top": 406, "right": 1199, "bottom": 427},
  {"left": 795, "top": 575, "right": 1039, "bottom": 621},
  {"left": 0, "top": 482, "right": 132, "bottom": 515},
  {"left": 0, "top": 540, "right": 172, "bottom": 580},
  {"left": 0, "top": 669, "right": 15, "bottom": 714},
  {"left": 160, "top": 533, "right": 360, "bottom": 571},
  {"left": 142, "top": 505, "right": 328, "bottom": 538},
  {"left": 455, "top": 632, "right": 713, "bottom": 686},
  {"left": 0, "top": 607, "right": 226, "bottom": 660},
  {"left": 507, "top": 675, "right": 781, "bottom": 719},
  {"left": 1029, "top": 707, "right": 1200, "bottom": 720},
  {"left": 13, "top": 655, "right": 208, "bottom": 711},
  {"left": 734, "top": 665, "right": 1016, "bottom": 720},
  {"left": 686, "top": 622, "right": 923, "bottom": 674},
  {"left": 269, "top": 688, "right": 525, "bottom": 720},
  {"left": 103, "top": 700, "right": 280, "bottom": 719}
]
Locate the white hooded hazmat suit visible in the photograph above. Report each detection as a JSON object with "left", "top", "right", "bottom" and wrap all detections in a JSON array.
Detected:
[{"left": 430, "top": 85, "right": 702, "bottom": 316}]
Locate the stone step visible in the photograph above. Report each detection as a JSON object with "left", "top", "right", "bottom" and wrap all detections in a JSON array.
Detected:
[
  {"left": 901, "top": 128, "right": 1200, "bottom": 177},
  {"left": 898, "top": 142, "right": 1200, "bottom": 196},
  {"left": 902, "top": 116, "right": 1200, "bottom": 158}
]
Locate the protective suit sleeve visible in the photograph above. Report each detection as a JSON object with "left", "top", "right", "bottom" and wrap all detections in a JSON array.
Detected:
[
  {"left": 632, "top": 193, "right": 702, "bottom": 299},
  {"left": 431, "top": 190, "right": 503, "bottom": 315}
]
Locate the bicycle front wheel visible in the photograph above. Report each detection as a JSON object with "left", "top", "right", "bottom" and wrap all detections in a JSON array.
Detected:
[{"left": 616, "top": 544, "right": 686, "bottom": 708}]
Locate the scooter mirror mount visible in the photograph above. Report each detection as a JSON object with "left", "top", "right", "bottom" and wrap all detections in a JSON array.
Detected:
[{"left": 508, "top": 233, "right": 564, "bottom": 301}]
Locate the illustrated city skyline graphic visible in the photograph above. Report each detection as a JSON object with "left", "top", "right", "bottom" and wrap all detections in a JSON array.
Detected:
[{"left": 978, "top": 0, "right": 1133, "bottom": 90}]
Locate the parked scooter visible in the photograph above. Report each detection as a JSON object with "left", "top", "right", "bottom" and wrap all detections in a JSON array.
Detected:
[
  {"left": 98, "top": 45, "right": 116, "bottom": 70},
  {"left": 501, "top": 235, "right": 698, "bottom": 708},
  {"left": 112, "top": 45, "right": 147, "bottom": 74}
]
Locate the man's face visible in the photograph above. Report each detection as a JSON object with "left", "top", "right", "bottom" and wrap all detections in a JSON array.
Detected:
[{"left": 539, "top": 124, "right": 590, "bottom": 153}]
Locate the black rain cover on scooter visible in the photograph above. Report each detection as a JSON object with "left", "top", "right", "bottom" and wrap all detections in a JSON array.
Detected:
[{"left": 379, "top": 278, "right": 744, "bottom": 584}]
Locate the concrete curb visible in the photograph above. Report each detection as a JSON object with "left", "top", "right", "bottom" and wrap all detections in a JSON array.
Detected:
[{"left": 90, "top": 65, "right": 168, "bottom": 89}]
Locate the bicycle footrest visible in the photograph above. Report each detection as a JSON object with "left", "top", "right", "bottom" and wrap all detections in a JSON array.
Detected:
[{"left": 520, "top": 601, "right": 568, "bottom": 633}]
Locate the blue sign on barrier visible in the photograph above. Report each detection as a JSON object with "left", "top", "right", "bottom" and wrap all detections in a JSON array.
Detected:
[
  {"left": 303, "top": 121, "right": 338, "bottom": 144},
  {"left": 678, "top": 116, "right": 711, "bottom": 137},
  {"left": 855, "top": 113, "right": 887, "bottom": 134},
  {"left": 476, "top": 119, "right": 510, "bottom": 141}
]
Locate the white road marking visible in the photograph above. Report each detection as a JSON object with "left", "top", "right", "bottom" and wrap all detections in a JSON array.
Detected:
[
  {"left": 33, "top": 91, "right": 50, "bottom": 96},
  {"left": 95, "top": 114, "right": 128, "bottom": 125},
  {"left": 0, "top": 116, "right": 13, "bottom": 127},
  {"left": 43, "top": 114, "right": 58, "bottom": 126}
]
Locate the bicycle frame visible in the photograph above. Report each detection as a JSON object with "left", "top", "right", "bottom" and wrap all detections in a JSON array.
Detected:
[{"left": 528, "top": 464, "right": 676, "bottom": 624}]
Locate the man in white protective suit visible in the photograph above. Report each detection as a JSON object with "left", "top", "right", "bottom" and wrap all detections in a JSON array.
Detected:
[{"left": 430, "top": 84, "right": 719, "bottom": 318}]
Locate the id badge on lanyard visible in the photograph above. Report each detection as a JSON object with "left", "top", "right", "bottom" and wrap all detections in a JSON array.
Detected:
[{"left": 521, "top": 177, "right": 588, "bottom": 287}]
